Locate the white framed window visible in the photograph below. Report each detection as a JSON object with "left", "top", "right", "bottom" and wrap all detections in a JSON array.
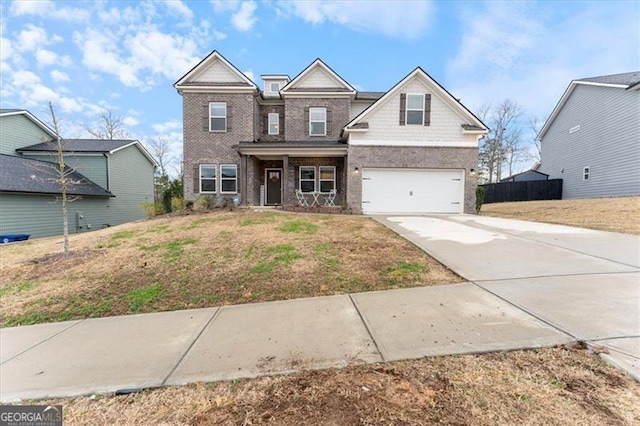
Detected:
[
  {"left": 200, "top": 164, "right": 216, "bottom": 193},
  {"left": 269, "top": 82, "right": 280, "bottom": 93},
  {"left": 309, "top": 107, "right": 326, "bottom": 136},
  {"left": 319, "top": 166, "right": 335, "bottom": 193},
  {"left": 406, "top": 94, "right": 424, "bottom": 125},
  {"left": 299, "top": 166, "right": 316, "bottom": 193},
  {"left": 268, "top": 113, "right": 279, "bottom": 135},
  {"left": 220, "top": 164, "right": 238, "bottom": 193},
  {"left": 209, "top": 102, "right": 227, "bottom": 132},
  {"left": 583, "top": 166, "right": 590, "bottom": 180}
]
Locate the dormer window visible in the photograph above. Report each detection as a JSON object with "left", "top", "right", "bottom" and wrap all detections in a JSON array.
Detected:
[{"left": 269, "top": 82, "right": 280, "bottom": 93}]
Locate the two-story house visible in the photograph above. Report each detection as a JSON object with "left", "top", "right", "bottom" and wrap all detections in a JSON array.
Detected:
[
  {"left": 538, "top": 71, "right": 640, "bottom": 199},
  {"left": 175, "top": 51, "right": 488, "bottom": 214},
  {"left": 0, "top": 109, "right": 156, "bottom": 239}
]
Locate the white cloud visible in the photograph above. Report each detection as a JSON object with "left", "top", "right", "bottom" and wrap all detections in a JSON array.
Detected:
[
  {"left": 50, "top": 70, "right": 70, "bottom": 82},
  {"left": 12, "top": 70, "right": 41, "bottom": 86},
  {"left": 277, "top": 0, "right": 434, "bottom": 39},
  {"left": 164, "top": 0, "right": 193, "bottom": 20},
  {"left": 446, "top": 2, "right": 639, "bottom": 119},
  {"left": 231, "top": 1, "right": 257, "bottom": 31},
  {"left": 16, "top": 25, "right": 49, "bottom": 52},
  {"left": 0, "top": 37, "right": 13, "bottom": 72},
  {"left": 213, "top": 30, "right": 227, "bottom": 40},
  {"left": 35, "top": 49, "right": 58, "bottom": 67},
  {"left": 126, "top": 30, "right": 200, "bottom": 81},
  {"left": 11, "top": 0, "right": 91, "bottom": 21},
  {"left": 211, "top": 0, "right": 241, "bottom": 14},
  {"left": 152, "top": 119, "right": 182, "bottom": 133},
  {"left": 122, "top": 116, "right": 139, "bottom": 126}
]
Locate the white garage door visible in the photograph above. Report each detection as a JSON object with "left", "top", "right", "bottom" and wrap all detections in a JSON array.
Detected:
[{"left": 361, "top": 168, "right": 464, "bottom": 214}]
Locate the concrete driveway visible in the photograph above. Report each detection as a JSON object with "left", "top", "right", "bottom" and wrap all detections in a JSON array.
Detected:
[{"left": 375, "top": 215, "right": 640, "bottom": 379}]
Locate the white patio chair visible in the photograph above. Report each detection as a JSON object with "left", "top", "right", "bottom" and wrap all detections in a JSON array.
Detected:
[
  {"left": 295, "top": 189, "right": 309, "bottom": 207},
  {"left": 323, "top": 189, "right": 337, "bottom": 207}
]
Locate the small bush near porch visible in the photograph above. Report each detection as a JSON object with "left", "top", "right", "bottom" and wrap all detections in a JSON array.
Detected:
[{"left": 0, "top": 211, "right": 460, "bottom": 326}]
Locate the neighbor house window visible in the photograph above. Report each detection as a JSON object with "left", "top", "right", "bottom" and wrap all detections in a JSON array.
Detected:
[
  {"left": 220, "top": 164, "right": 237, "bottom": 193},
  {"left": 309, "top": 107, "right": 326, "bottom": 136},
  {"left": 268, "top": 112, "right": 279, "bottom": 135},
  {"left": 209, "top": 102, "right": 227, "bottom": 132},
  {"left": 299, "top": 166, "right": 316, "bottom": 192},
  {"left": 583, "top": 166, "right": 590, "bottom": 180},
  {"left": 406, "top": 94, "right": 424, "bottom": 125},
  {"left": 200, "top": 164, "right": 216, "bottom": 193},
  {"left": 270, "top": 82, "right": 280, "bottom": 93},
  {"left": 319, "top": 166, "right": 335, "bottom": 193}
]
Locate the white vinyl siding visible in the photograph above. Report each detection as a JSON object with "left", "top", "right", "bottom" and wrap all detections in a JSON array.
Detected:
[
  {"left": 309, "top": 108, "right": 326, "bottom": 136},
  {"left": 220, "top": 164, "right": 237, "bottom": 194},
  {"left": 269, "top": 82, "right": 280, "bottom": 93},
  {"left": 406, "top": 93, "right": 424, "bottom": 125},
  {"left": 299, "top": 166, "right": 316, "bottom": 192},
  {"left": 209, "top": 102, "right": 227, "bottom": 132},
  {"left": 268, "top": 113, "right": 279, "bottom": 135},
  {"left": 200, "top": 164, "right": 216, "bottom": 193},
  {"left": 319, "top": 166, "right": 335, "bottom": 193}
]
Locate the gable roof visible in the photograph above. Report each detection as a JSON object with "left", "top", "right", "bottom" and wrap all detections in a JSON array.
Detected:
[
  {"left": 0, "top": 109, "right": 58, "bottom": 139},
  {"left": 174, "top": 50, "right": 257, "bottom": 92},
  {"left": 281, "top": 58, "right": 356, "bottom": 94},
  {"left": 500, "top": 169, "right": 549, "bottom": 182},
  {"left": 0, "top": 154, "right": 113, "bottom": 197},
  {"left": 538, "top": 71, "right": 640, "bottom": 139},
  {"left": 344, "top": 67, "right": 488, "bottom": 133},
  {"left": 17, "top": 139, "right": 158, "bottom": 167}
]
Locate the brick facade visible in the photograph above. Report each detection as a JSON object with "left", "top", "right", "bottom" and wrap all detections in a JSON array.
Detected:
[
  {"left": 346, "top": 146, "right": 478, "bottom": 213},
  {"left": 182, "top": 92, "right": 254, "bottom": 201},
  {"left": 284, "top": 97, "right": 350, "bottom": 141}
]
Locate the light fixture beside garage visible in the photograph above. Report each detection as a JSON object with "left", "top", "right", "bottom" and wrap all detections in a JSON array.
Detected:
[
  {"left": 354, "top": 167, "right": 360, "bottom": 174},
  {"left": 470, "top": 168, "right": 476, "bottom": 176}
]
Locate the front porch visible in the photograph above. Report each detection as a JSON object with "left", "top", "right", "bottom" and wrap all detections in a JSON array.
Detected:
[{"left": 238, "top": 141, "right": 348, "bottom": 208}]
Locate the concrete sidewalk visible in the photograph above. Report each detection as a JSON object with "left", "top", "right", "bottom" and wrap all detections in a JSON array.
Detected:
[
  {"left": 375, "top": 215, "right": 640, "bottom": 381},
  {"left": 1, "top": 284, "right": 572, "bottom": 402}
]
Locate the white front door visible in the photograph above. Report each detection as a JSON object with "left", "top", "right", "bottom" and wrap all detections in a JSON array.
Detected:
[{"left": 361, "top": 168, "right": 464, "bottom": 214}]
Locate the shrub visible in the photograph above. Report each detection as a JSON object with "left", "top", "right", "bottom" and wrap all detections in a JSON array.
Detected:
[
  {"left": 171, "top": 196, "right": 186, "bottom": 213},
  {"left": 475, "top": 185, "right": 486, "bottom": 213},
  {"left": 193, "top": 195, "right": 215, "bottom": 211},
  {"left": 140, "top": 202, "right": 161, "bottom": 218}
]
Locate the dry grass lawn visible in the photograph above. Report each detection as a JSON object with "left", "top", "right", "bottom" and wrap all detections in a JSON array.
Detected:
[
  {"left": 0, "top": 210, "right": 459, "bottom": 326},
  {"left": 36, "top": 345, "right": 640, "bottom": 425},
  {"left": 481, "top": 196, "right": 640, "bottom": 235}
]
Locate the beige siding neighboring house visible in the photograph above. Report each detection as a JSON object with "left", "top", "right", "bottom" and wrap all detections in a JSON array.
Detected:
[{"left": 175, "top": 51, "right": 488, "bottom": 214}]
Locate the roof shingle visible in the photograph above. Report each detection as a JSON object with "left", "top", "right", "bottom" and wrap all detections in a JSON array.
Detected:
[{"left": 17, "top": 139, "right": 136, "bottom": 153}]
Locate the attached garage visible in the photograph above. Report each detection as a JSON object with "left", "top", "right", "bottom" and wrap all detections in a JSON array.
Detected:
[{"left": 361, "top": 168, "right": 464, "bottom": 214}]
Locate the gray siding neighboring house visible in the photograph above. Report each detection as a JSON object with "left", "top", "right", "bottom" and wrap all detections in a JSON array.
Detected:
[
  {"left": 176, "top": 51, "right": 488, "bottom": 214},
  {"left": 538, "top": 72, "right": 640, "bottom": 198},
  {"left": 500, "top": 170, "right": 549, "bottom": 182},
  {"left": 0, "top": 109, "right": 157, "bottom": 239}
]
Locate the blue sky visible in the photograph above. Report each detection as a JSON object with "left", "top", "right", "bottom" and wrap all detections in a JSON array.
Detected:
[{"left": 1, "top": 0, "right": 638, "bottom": 174}]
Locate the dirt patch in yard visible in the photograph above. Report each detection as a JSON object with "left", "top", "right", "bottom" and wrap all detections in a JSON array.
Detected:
[
  {"left": 481, "top": 196, "right": 640, "bottom": 235},
  {"left": 0, "top": 210, "right": 460, "bottom": 326},
  {"left": 37, "top": 345, "right": 640, "bottom": 425}
]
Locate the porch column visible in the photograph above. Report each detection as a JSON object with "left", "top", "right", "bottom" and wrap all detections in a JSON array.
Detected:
[
  {"left": 282, "top": 155, "right": 289, "bottom": 206},
  {"left": 240, "top": 154, "right": 248, "bottom": 206}
]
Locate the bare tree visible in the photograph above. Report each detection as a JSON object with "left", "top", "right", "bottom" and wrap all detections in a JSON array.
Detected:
[
  {"left": 528, "top": 116, "right": 544, "bottom": 161},
  {"left": 147, "top": 135, "right": 171, "bottom": 176},
  {"left": 478, "top": 99, "right": 525, "bottom": 182},
  {"left": 84, "top": 108, "right": 127, "bottom": 140},
  {"left": 44, "top": 102, "right": 82, "bottom": 256}
]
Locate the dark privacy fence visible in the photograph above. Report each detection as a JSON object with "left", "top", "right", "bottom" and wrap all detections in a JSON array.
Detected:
[{"left": 481, "top": 179, "right": 563, "bottom": 204}]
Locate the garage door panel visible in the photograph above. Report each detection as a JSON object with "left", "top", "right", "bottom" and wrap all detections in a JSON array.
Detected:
[{"left": 362, "top": 169, "right": 464, "bottom": 214}]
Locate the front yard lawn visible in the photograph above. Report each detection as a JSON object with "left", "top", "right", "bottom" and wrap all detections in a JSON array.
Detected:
[{"left": 0, "top": 211, "right": 460, "bottom": 326}]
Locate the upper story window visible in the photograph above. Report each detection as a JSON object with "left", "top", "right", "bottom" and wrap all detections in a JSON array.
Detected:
[
  {"left": 309, "top": 107, "right": 326, "bottom": 136},
  {"left": 200, "top": 164, "right": 216, "bottom": 193},
  {"left": 209, "top": 102, "right": 227, "bottom": 132},
  {"left": 406, "top": 94, "right": 424, "bottom": 125},
  {"left": 269, "top": 82, "right": 280, "bottom": 93},
  {"left": 268, "top": 113, "right": 279, "bottom": 135}
]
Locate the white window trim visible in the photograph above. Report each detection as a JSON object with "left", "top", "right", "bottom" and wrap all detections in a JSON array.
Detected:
[
  {"left": 209, "top": 102, "right": 227, "bottom": 132},
  {"left": 200, "top": 164, "right": 217, "bottom": 194},
  {"left": 319, "top": 166, "right": 336, "bottom": 193},
  {"left": 299, "top": 166, "right": 316, "bottom": 193},
  {"left": 406, "top": 93, "right": 424, "bottom": 126},
  {"left": 220, "top": 164, "right": 238, "bottom": 194},
  {"left": 309, "top": 107, "right": 327, "bottom": 136},
  {"left": 268, "top": 112, "right": 279, "bottom": 135},
  {"left": 583, "top": 166, "right": 590, "bottom": 180}
]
